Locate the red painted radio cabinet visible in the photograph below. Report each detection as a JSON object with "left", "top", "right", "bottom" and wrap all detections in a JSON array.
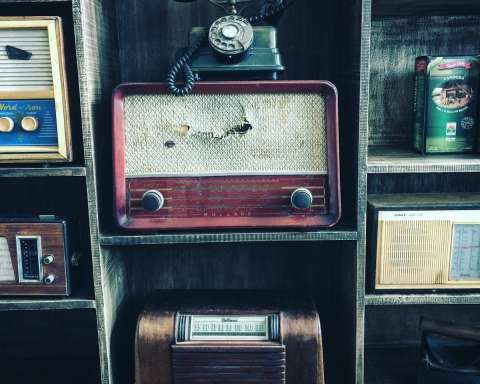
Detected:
[{"left": 113, "top": 81, "right": 340, "bottom": 230}]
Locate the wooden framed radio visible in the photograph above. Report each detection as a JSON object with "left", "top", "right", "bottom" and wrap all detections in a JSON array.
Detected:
[
  {"left": 135, "top": 291, "right": 324, "bottom": 384},
  {"left": 368, "top": 194, "right": 480, "bottom": 291},
  {"left": 0, "top": 17, "right": 72, "bottom": 163},
  {"left": 0, "top": 217, "right": 70, "bottom": 296},
  {"left": 112, "top": 81, "right": 341, "bottom": 230}
]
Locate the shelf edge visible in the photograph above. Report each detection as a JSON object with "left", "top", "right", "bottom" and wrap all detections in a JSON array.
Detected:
[{"left": 365, "top": 294, "right": 480, "bottom": 306}]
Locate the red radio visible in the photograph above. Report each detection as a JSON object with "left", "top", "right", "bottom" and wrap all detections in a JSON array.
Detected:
[{"left": 113, "top": 81, "right": 340, "bottom": 230}]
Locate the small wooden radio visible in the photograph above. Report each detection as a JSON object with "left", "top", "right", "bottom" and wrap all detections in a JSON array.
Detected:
[
  {"left": 0, "top": 17, "right": 72, "bottom": 163},
  {"left": 0, "top": 217, "right": 70, "bottom": 296},
  {"left": 113, "top": 81, "right": 340, "bottom": 230},
  {"left": 135, "top": 291, "right": 325, "bottom": 384},
  {"left": 368, "top": 194, "right": 480, "bottom": 291}
]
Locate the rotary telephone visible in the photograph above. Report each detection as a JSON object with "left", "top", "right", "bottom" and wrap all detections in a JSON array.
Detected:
[{"left": 166, "top": 0, "right": 296, "bottom": 95}]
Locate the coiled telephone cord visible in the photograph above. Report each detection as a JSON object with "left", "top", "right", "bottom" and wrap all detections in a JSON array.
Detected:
[{"left": 166, "top": 0, "right": 296, "bottom": 96}]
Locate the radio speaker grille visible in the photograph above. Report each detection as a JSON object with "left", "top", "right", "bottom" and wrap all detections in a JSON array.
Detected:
[
  {"left": 171, "top": 345, "right": 286, "bottom": 384},
  {"left": 0, "top": 28, "right": 53, "bottom": 90},
  {"left": 124, "top": 93, "right": 328, "bottom": 176},
  {"left": 377, "top": 220, "right": 452, "bottom": 286}
]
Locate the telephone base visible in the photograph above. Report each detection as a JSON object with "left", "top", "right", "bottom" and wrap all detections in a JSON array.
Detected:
[{"left": 189, "top": 26, "right": 285, "bottom": 80}]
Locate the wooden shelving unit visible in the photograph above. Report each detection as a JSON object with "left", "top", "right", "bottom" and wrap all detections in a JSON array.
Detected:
[
  {"left": 2, "top": 0, "right": 479, "bottom": 383},
  {"left": 360, "top": 0, "right": 480, "bottom": 383}
]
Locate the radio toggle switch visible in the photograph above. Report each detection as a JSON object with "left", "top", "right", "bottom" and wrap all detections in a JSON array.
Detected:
[
  {"left": 42, "top": 255, "right": 55, "bottom": 265},
  {"left": 291, "top": 188, "right": 313, "bottom": 209},
  {"left": 43, "top": 274, "right": 55, "bottom": 285},
  {"left": 142, "top": 190, "right": 165, "bottom": 212},
  {"left": 21, "top": 116, "right": 39, "bottom": 132},
  {"left": 0, "top": 117, "right": 14, "bottom": 133}
]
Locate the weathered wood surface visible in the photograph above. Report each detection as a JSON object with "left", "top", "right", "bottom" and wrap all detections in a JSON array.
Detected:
[
  {"left": 0, "top": 166, "right": 86, "bottom": 178},
  {"left": 0, "top": 296, "right": 96, "bottom": 311},
  {"left": 368, "top": 146, "right": 480, "bottom": 174},
  {"left": 373, "top": 0, "right": 480, "bottom": 17},
  {"left": 106, "top": 241, "right": 357, "bottom": 384},
  {"left": 365, "top": 293, "right": 480, "bottom": 306},
  {"left": 100, "top": 229, "right": 358, "bottom": 246},
  {"left": 369, "top": 15, "right": 480, "bottom": 147}
]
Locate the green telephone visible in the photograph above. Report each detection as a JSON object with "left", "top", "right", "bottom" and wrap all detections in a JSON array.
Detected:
[{"left": 166, "top": 0, "right": 295, "bottom": 95}]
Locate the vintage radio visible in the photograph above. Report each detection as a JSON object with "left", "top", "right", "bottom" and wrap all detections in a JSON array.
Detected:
[
  {"left": 0, "top": 217, "right": 70, "bottom": 296},
  {"left": 135, "top": 291, "right": 324, "bottom": 384},
  {"left": 368, "top": 194, "right": 480, "bottom": 291},
  {"left": 0, "top": 17, "right": 72, "bottom": 163},
  {"left": 113, "top": 81, "right": 340, "bottom": 230}
]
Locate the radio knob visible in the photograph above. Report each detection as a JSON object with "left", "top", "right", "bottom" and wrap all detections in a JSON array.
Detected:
[
  {"left": 291, "top": 188, "right": 313, "bottom": 209},
  {"left": 42, "top": 255, "right": 55, "bottom": 265},
  {"left": 21, "top": 116, "right": 39, "bottom": 132},
  {"left": 142, "top": 190, "right": 164, "bottom": 212},
  {"left": 43, "top": 274, "right": 55, "bottom": 285},
  {"left": 0, "top": 117, "right": 14, "bottom": 133}
]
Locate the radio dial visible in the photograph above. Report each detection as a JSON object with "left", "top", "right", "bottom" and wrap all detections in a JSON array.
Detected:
[
  {"left": 291, "top": 188, "right": 313, "bottom": 209},
  {"left": 0, "top": 117, "right": 14, "bottom": 133},
  {"left": 21, "top": 116, "right": 39, "bottom": 132},
  {"left": 142, "top": 190, "right": 165, "bottom": 212},
  {"left": 43, "top": 274, "right": 55, "bottom": 285}
]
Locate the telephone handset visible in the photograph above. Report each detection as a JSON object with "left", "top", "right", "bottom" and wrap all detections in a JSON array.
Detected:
[{"left": 166, "top": 0, "right": 295, "bottom": 96}]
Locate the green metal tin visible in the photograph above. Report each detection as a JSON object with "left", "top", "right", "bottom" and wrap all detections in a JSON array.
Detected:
[
  {"left": 413, "top": 55, "right": 480, "bottom": 154},
  {"left": 189, "top": 26, "right": 285, "bottom": 80}
]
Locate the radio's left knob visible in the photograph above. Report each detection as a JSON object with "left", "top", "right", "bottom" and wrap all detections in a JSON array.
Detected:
[
  {"left": 142, "top": 190, "right": 164, "bottom": 212},
  {"left": 0, "top": 117, "right": 14, "bottom": 133},
  {"left": 291, "top": 188, "right": 313, "bottom": 209}
]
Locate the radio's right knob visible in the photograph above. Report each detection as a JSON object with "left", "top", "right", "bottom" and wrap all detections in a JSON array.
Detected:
[
  {"left": 21, "top": 116, "right": 39, "bottom": 132},
  {"left": 0, "top": 117, "right": 14, "bottom": 133},
  {"left": 43, "top": 274, "right": 55, "bottom": 285},
  {"left": 291, "top": 188, "right": 313, "bottom": 209},
  {"left": 142, "top": 190, "right": 164, "bottom": 212}
]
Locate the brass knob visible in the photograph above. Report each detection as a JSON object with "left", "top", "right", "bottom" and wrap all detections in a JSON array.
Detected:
[
  {"left": 21, "top": 116, "right": 39, "bottom": 132},
  {"left": 0, "top": 117, "right": 14, "bottom": 133}
]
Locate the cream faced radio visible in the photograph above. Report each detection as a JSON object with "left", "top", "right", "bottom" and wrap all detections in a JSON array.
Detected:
[{"left": 113, "top": 81, "right": 340, "bottom": 230}]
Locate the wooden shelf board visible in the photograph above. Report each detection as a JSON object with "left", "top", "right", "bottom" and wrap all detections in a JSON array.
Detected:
[
  {"left": 365, "top": 293, "right": 480, "bottom": 306},
  {"left": 372, "top": 0, "right": 480, "bottom": 17},
  {"left": 0, "top": 166, "right": 86, "bottom": 178},
  {"left": 0, "top": 296, "right": 96, "bottom": 311},
  {"left": 0, "top": 0, "right": 70, "bottom": 3},
  {"left": 100, "top": 228, "right": 358, "bottom": 246},
  {"left": 368, "top": 146, "right": 480, "bottom": 174}
]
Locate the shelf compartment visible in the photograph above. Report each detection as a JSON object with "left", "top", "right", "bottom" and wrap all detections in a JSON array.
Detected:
[
  {"left": 0, "top": 296, "right": 96, "bottom": 311},
  {"left": 365, "top": 344, "right": 420, "bottom": 384},
  {"left": 0, "top": 166, "right": 86, "bottom": 178},
  {"left": 368, "top": 15, "right": 480, "bottom": 151},
  {"left": 367, "top": 146, "right": 480, "bottom": 173},
  {"left": 100, "top": 229, "right": 358, "bottom": 246},
  {"left": 365, "top": 293, "right": 480, "bottom": 306}
]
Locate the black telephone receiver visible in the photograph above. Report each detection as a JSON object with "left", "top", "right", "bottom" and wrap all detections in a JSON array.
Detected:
[{"left": 166, "top": 0, "right": 295, "bottom": 96}]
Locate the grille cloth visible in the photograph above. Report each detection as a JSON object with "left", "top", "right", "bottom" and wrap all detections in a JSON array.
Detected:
[
  {"left": 124, "top": 93, "right": 328, "bottom": 176},
  {"left": 0, "top": 28, "right": 53, "bottom": 90}
]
